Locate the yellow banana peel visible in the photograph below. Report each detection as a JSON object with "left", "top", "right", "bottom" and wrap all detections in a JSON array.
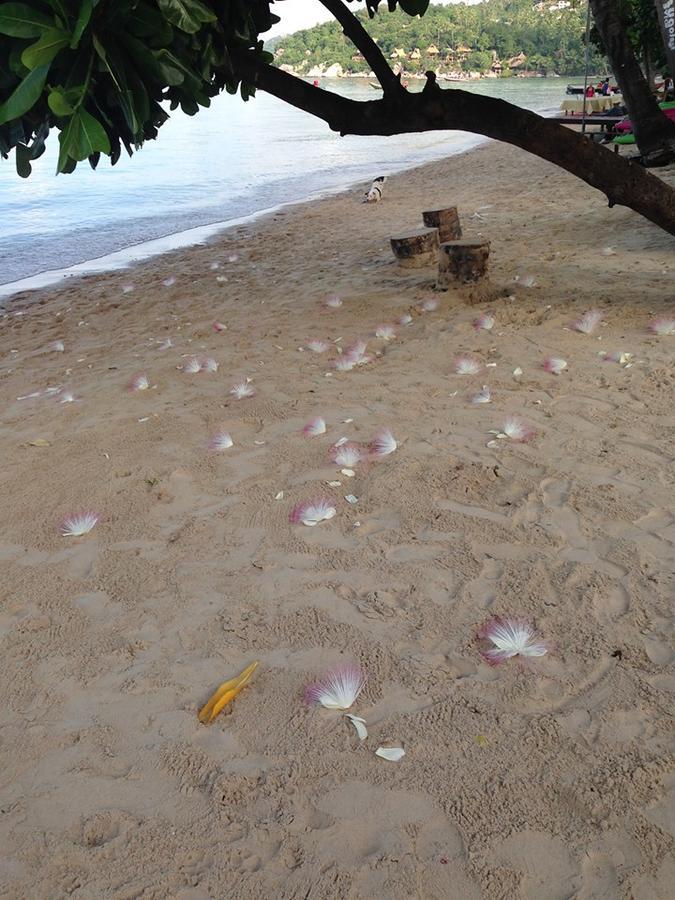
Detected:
[{"left": 198, "top": 661, "right": 259, "bottom": 724}]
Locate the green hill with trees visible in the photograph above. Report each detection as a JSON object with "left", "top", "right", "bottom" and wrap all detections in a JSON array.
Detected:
[{"left": 272, "top": 0, "right": 606, "bottom": 77}]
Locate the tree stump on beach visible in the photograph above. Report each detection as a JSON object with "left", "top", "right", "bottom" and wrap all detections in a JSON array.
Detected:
[
  {"left": 390, "top": 227, "right": 439, "bottom": 268},
  {"left": 437, "top": 240, "right": 490, "bottom": 288},
  {"left": 422, "top": 206, "right": 462, "bottom": 242}
]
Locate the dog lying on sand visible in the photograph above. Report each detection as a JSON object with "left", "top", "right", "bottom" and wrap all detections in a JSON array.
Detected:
[{"left": 362, "top": 176, "right": 386, "bottom": 203}]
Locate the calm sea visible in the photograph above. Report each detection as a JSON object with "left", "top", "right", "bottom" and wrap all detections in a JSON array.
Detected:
[{"left": 0, "top": 77, "right": 566, "bottom": 294}]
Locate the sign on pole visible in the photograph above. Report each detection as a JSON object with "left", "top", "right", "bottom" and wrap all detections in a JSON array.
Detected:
[{"left": 655, "top": 0, "right": 675, "bottom": 82}]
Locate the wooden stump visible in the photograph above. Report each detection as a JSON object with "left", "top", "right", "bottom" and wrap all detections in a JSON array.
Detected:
[
  {"left": 422, "top": 206, "right": 462, "bottom": 242},
  {"left": 437, "top": 240, "right": 490, "bottom": 288},
  {"left": 390, "top": 227, "right": 439, "bottom": 269}
]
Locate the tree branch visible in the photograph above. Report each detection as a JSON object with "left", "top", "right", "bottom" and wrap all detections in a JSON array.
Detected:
[
  {"left": 232, "top": 51, "right": 675, "bottom": 236},
  {"left": 317, "top": 0, "right": 401, "bottom": 94}
]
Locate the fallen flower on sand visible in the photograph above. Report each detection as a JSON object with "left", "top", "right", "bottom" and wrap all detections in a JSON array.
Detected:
[
  {"left": 473, "top": 313, "right": 495, "bottom": 331},
  {"left": 157, "top": 338, "right": 173, "bottom": 350},
  {"left": 306, "top": 339, "right": 330, "bottom": 353},
  {"left": 183, "top": 357, "right": 202, "bottom": 374},
  {"left": 304, "top": 416, "right": 327, "bottom": 437},
  {"left": 304, "top": 663, "right": 366, "bottom": 709},
  {"left": 375, "top": 324, "right": 396, "bottom": 341},
  {"left": 289, "top": 499, "right": 336, "bottom": 526},
  {"left": 128, "top": 373, "right": 150, "bottom": 391},
  {"left": 332, "top": 443, "right": 362, "bottom": 468},
  {"left": 513, "top": 367, "right": 523, "bottom": 377},
  {"left": 397, "top": 313, "right": 413, "bottom": 326},
  {"left": 230, "top": 380, "right": 256, "bottom": 399},
  {"left": 345, "top": 714, "right": 368, "bottom": 740},
  {"left": 324, "top": 293, "right": 343, "bottom": 308},
  {"left": 208, "top": 430, "right": 233, "bottom": 451},
  {"left": 477, "top": 617, "right": 549, "bottom": 665},
  {"left": 375, "top": 747, "right": 405, "bottom": 762},
  {"left": 59, "top": 391, "right": 77, "bottom": 404},
  {"left": 198, "top": 661, "right": 259, "bottom": 724},
  {"left": 648, "top": 316, "right": 675, "bottom": 336},
  {"left": 370, "top": 428, "right": 397, "bottom": 457},
  {"left": 162, "top": 276, "right": 176, "bottom": 287},
  {"left": 571, "top": 309, "right": 603, "bottom": 334},
  {"left": 498, "top": 416, "right": 536, "bottom": 442},
  {"left": 470, "top": 385, "right": 492, "bottom": 405},
  {"left": 419, "top": 297, "right": 438, "bottom": 312},
  {"left": 212, "top": 321, "right": 227, "bottom": 333},
  {"left": 201, "top": 357, "right": 218, "bottom": 373},
  {"left": 543, "top": 357, "right": 568, "bottom": 375},
  {"left": 514, "top": 274, "right": 537, "bottom": 288},
  {"left": 600, "top": 351, "right": 633, "bottom": 367},
  {"left": 49, "top": 340, "right": 65, "bottom": 352},
  {"left": 454, "top": 356, "right": 482, "bottom": 376},
  {"left": 61, "top": 511, "right": 100, "bottom": 537}
]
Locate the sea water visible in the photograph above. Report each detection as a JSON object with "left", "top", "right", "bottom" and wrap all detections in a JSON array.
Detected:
[{"left": 0, "top": 77, "right": 565, "bottom": 294}]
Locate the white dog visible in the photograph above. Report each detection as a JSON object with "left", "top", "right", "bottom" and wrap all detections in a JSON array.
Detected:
[{"left": 362, "top": 175, "right": 386, "bottom": 203}]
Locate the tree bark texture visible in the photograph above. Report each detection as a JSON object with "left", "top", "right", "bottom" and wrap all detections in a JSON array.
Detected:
[
  {"left": 390, "top": 228, "right": 439, "bottom": 267},
  {"left": 423, "top": 206, "right": 462, "bottom": 241},
  {"left": 437, "top": 240, "right": 490, "bottom": 287},
  {"left": 589, "top": 0, "right": 675, "bottom": 160}
]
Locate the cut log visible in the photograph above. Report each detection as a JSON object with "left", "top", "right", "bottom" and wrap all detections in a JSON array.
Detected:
[
  {"left": 437, "top": 240, "right": 490, "bottom": 288},
  {"left": 422, "top": 206, "right": 462, "bottom": 242},
  {"left": 390, "top": 227, "right": 439, "bottom": 268}
]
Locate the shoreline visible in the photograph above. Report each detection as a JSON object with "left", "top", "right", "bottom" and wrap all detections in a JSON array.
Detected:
[
  {"left": 1, "top": 139, "right": 673, "bottom": 898},
  {"left": 0, "top": 133, "right": 486, "bottom": 303}
]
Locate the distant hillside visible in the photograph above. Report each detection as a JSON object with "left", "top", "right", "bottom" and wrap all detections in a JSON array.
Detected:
[{"left": 271, "top": 0, "right": 605, "bottom": 78}]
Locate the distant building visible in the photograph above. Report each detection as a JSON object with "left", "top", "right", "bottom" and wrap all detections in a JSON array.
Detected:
[
  {"left": 389, "top": 48, "right": 406, "bottom": 59},
  {"left": 426, "top": 44, "right": 440, "bottom": 56},
  {"left": 506, "top": 52, "right": 527, "bottom": 71},
  {"left": 409, "top": 48, "right": 422, "bottom": 60}
]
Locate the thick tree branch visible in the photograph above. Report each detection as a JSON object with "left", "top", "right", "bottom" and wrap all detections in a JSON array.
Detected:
[
  {"left": 318, "top": 0, "right": 401, "bottom": 94},
  {"left": 233, "top": 52, "right": 675, "bottom": 237}
]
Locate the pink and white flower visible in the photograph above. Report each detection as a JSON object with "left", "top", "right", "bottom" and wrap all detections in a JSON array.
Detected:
[
  {"left": 472, "top": 313, "right": 495, "bottom": 331},
  {"left": 375, "top": 324, "right": 396, "bottom": 341},
  {"left": 230, "top": 380, "right": 256, "bottom": 399},
  {"left": 201, "top": 357, "right": 218, "bottom": 373},
  {"left": 334, "top": 356, "right": 356, "bottom": 372},
  {"left": 157, "top": 338, "right": 173, "bottom": 351},
  {"left": 323, "top": 293, "right": 343, "bottom": 308},
  {"left": 208, "top": 430, "right": 233, "bottom": 451},
  {"left": 162, "top": 276, "right": 176, "bottom": 288},
  {"left": 370, "top": 428, "right": 397, "bottom": 457},
  {"left": 543, "top": 356, "right": 568, "bottom": 375},
  {"left": 183, "top": 357, "right": 202, "bottom": 374},
  {"left": 306, "top": 339, "right": 330, "bottom": 353},
  {"left": 397, "top": 313, "right": 413, "bottom": 326},
  {"left": 419, "top": 297, "right": 439, "bottom": 312},
  {"left": 501, "top": 416, "right": 536, "bottom": 442},
  {"left": 289, "top": 498, "right": 337, "bottom": 527},
  {"left": 477, "top": 617, "right": 549, "bottom": 665},
  {"left": 648, "top": 316, "right": 675, "bottom": 336},
  {"left": 128, "top": 373, "right": 150, "bottom": 392},
  {"left": 61, "top": 511, "right": 100, "bottom": 537},
  {"left": 303, "top": 416, "right": 327, "bottom": 437},
  {"left": 304, "top": 663, "right": 366, "bottom": 709},
  {"left": 454, "top": 356, "right": 482, "bottom": 376},
  {"left": 59, "top": 390, "right": 77, "bottom": 404},
  {"left": 572, "top": 309, "right": 603, "bottom": 334},
  {"left": 212, "top": 321, "right": 227, "bottom": 333},
  {"left": 332, "top": 442, "right": 362, "bottom": 467},
  {"left": 49, "top": 340, "right": 65, "bottom": 352}
]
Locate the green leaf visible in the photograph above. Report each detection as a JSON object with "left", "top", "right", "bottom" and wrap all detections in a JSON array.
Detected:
[
  {"left": 70, "top": 0, "right": 93, "bottom": 48},
  {"left": 157, "top": 0, "right": 216, "bottom": 34},
  {"left": 57, "top": 107, "right": 110, "bottom": 172},
  {"left": 0, "top": 2, "right": 53, "bottom": 37},
  {"left": 15, "top": 141, "right": 31, "bottom": 176},
  {"left": 48, "top": 88, "right": 75, "bottom": 115},
  {"left": 0, "top": 63, "right": 50, "bottom": 125},
  {"left": 21, "top": 27, "right": 70, "bottom": 69}
]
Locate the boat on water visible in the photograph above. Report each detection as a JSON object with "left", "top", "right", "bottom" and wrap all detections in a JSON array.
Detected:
[{"left": 566, "top": 84, "right": 585, "bottom": 95}]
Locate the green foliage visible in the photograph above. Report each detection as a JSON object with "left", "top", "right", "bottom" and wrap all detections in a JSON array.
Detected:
[
  {"left": 276, "top": 0, "right": 606, "bottom": 78},
  {"left": 0, "top": 0, "right": 437, "bottom": 176},
  {"left": 591, "top": 0, "right": 665, "bottom": 75}
]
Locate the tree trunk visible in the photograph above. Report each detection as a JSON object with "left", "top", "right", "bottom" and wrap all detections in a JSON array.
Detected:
[
  {"left": 232, "top": 52, "right": 675, "bottom": 237},
  {"left": 589, "top": 0, "right": 675, "bottom": 162},
  {"left": 390, "top": 228, "right": 439, "bottom": 267},
  {"left": 437, "top": 240, "right": 490, "bottom": 287}
]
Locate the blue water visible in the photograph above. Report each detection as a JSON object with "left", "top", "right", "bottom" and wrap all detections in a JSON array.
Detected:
[{"left": 0, "top": 77, "right": 564, "bottom": 287}]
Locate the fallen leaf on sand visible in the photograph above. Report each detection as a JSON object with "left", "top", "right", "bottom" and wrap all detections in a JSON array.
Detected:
[
  {"left": 375, "top": 746, "right": 405, "bottom": 762},
  {"left": 198, "top": 661, "right": 259, "bottom": 724},
  {"left": 29, "top": 439, "right": 51, "bottom": 447}
]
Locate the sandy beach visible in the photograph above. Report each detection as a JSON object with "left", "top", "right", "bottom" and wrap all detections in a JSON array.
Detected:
[{"left": 1, "top": 140, "right": 673, "bottom": 899}]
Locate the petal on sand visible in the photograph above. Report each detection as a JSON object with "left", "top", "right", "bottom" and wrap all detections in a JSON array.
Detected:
[{"left": 198, "top": 661, "right": 259, "bottom": 724}]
